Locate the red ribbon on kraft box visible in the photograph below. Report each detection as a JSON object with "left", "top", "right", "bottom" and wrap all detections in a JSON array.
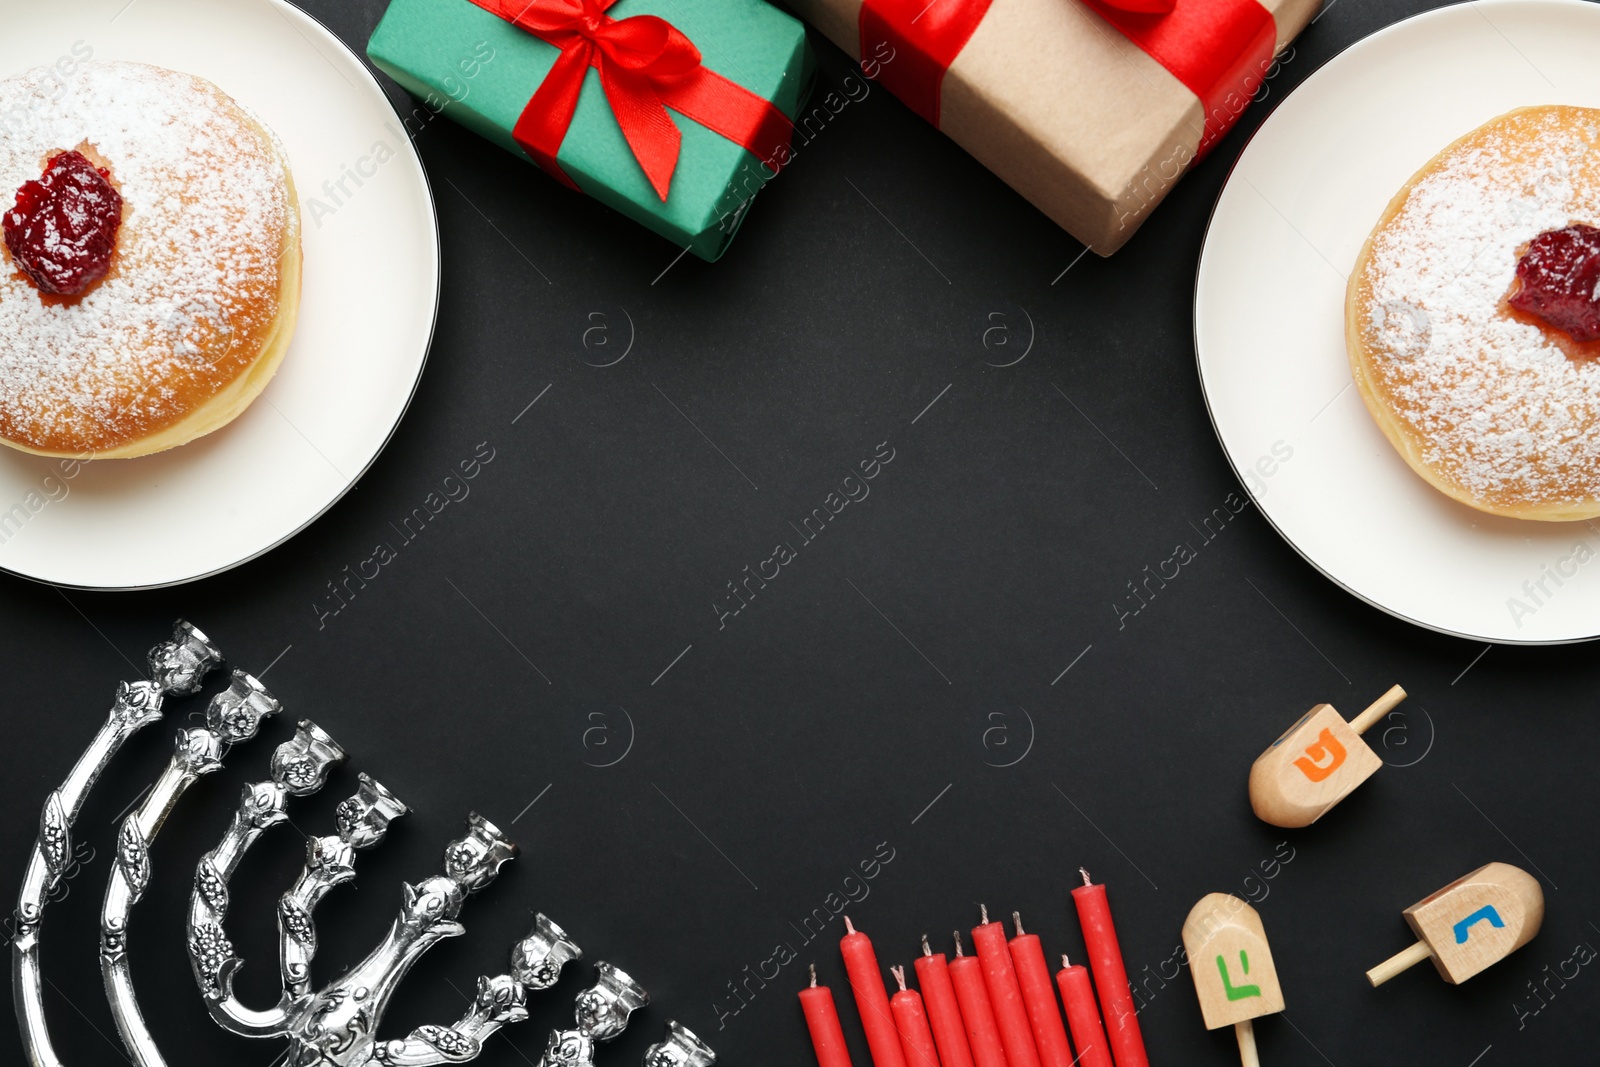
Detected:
[{"left": 859, "top": 0, "right": 1276, "bottom": 155}]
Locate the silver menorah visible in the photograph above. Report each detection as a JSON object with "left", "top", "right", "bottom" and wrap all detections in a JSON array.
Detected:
[{"left": 11, "top": 621, "right": 715, "bottom": 1067}]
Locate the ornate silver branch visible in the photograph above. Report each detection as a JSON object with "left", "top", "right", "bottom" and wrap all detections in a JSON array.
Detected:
[
  {"left": 281, "top": 814, "right": 517, "bottom": 1065},
  {"left": 281, "top": 773, "right": 409, "bottom": 1000},
  {"left": 102, "top": 668, "right": 282, "bottom": 1067},
  {"left": 181, "top": 720, "right": 588, "bottom": 1067},
  {"left": 13, "top": 620, "right": 221, "bottom": 1067},
  {"left": 189, "top": 720, "right": 346, "bottom": 1036},
  {"left": 373, "top": 913, "right": 582, "bottom": 1066}
]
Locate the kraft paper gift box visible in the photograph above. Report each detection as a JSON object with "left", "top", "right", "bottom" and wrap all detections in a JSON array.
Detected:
[
  {"left": 783, "top": 0, "right": 1320, "bottom": 253},
  {"left": 368, "top": 0, "right": 815, "bottom": 261}
]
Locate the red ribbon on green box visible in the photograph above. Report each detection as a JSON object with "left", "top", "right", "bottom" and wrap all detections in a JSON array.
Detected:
[
  {"left": 464, "top": 0, "right": 796, "bottom": 200},
  {"left": 859, "top": 0, "right": 1277, "bottom": 154}
]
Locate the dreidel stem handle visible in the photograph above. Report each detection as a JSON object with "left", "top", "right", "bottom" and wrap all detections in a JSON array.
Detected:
[
  {"left": 1366, "top": 940, "right": 1433, "bottom": 987},
  {"left": 1235, "top": 1019, "right": 1259, "bottom": 1067},
  {"left": 1350, "top": 685, "right": 1407, "bottom": 735}
]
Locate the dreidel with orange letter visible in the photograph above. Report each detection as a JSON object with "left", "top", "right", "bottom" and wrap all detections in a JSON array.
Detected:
[
  {"left": 1367, "top": 862, "right": 1544, "bottom": 987},
  {"left": 1248, "top": 685, "right": 1407, "bottom": 827},
  {"left": 1183, "top": 894, "right": 1283, "bottom": 1067}
]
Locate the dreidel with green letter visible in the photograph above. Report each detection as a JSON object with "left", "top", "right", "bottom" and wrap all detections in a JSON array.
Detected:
[
  {"left": 1367, "top": 862, "right": 1544, "bottom": 986},
  {"left": 1249, "top": 685, "right": 1407, "bottom": 827},
  {"left": 1183, "top": 894, "right": 1283, "bottom": 1067}
]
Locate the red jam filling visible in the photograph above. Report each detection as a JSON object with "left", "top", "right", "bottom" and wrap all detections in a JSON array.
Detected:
[
  {"left": 3, "top": 150, "right": 123, "bottom": 297},
  {"left": 1508, "top": 223, "right": 1600, "bottom": 343}
]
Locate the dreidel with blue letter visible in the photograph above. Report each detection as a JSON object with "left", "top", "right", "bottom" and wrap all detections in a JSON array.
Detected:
[
  {"left": 1183, "top": 893, "right": 1283, "bottom": 1067},
  {"left": 1367, "top": 862, "right": 1544, "bottom": 986},
  {"left": 1249, "top": 685, "right": 1407, "bottom": 827}
]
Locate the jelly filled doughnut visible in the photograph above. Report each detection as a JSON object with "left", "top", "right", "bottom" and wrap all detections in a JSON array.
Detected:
[
  {"left": 0, "top": 60, "right": 300, "bottom": 459},
  {"left": 1347, "top": 105, "right": 1600, "bottom": 521}
]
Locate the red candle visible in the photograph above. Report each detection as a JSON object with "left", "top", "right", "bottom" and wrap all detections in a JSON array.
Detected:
[
  {"left": 914, "top": 935, "right": 975, "bottom": 1067},
  {"left": 889, "top": 965, "right": 941, "bottom": 1067},
  {"left": 1071, "top": 870, "right": 1149, "bottom": 1067},
  {"left": 948, "top": 931, "right": 1008, "bottom": 1067},
  {"left": 800, "top": 964, "right": 855, "bottom": 1067},
  {"left": 1007, "top": 912, "right": 1075, "bottom": 1067},
  {"left": 971, "top": 906, "right": 1042, "bottom": 1067},
  {"left": 841, "top": 917, "right": 909, "bottom": 1067},
  {"left": 1056, "top": 955, "right": 1114, "bottom": 1067}
]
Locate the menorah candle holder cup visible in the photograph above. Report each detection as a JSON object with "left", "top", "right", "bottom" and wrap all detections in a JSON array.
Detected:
[
  {"left": 207, "top": 669, "right": 284, "bottom": 745},
  {"left": 337, "top": 773, "right": 410, "bottom": 847},
  {"left": 512, "top": 912, "right": 583, "bottom": 991},
  {"left": 441, "top": 812, "right": 519, "bottom": 893},
  {"left": 148, "top": 620, "right": 224, "bottom": 696},
  {"left": 271, "top": 721, "right": 346, "bottom": 795},
  {"left": 644, "top": 1020, "right": 718, "bottom": 1067},
  {"left": 578, "top": 961, "right": 651, "bottom": 1040}
]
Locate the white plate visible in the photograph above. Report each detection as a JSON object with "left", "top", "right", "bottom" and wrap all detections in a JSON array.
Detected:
[
  {"left": 0, "top": 0, "right": 438, "bottom": 589},
  {"left": 1196, "top": 0, "right": 1600, "bottom": 645}
]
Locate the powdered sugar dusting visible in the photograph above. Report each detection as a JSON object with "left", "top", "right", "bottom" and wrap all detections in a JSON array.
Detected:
[
  {"left": 1360, "top": 106, "right": 1600, "bottom": 511},
  {"left": 0, "top": 60, "right": 290, "bottom": 452}
]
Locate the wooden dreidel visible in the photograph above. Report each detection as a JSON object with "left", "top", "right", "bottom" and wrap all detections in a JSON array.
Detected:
[
  {"left": 1367, "top": 862, "right": 1544, "bottom": 987},
  {"left": 1183, "top": 894, "right": 1283, "bottom": 1067},
  {"left": 1249, "top": 684, "right": 1406, "bottom": 827}
]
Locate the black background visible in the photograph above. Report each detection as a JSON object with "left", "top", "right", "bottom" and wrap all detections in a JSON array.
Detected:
[{"left": 3, "top": 0, "right": 1596, "bottom": 1064}]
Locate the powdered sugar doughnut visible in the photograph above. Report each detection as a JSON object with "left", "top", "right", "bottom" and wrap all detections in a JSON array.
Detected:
[
  {"left": 0, "top": 60, "right": 300, "bottom": 459},
  {"left": 1347, "top": 105, "right": 1600, "bottom": 521}
]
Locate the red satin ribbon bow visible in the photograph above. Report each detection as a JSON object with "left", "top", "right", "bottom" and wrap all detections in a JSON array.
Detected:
[
  {"left": 466, "top": 0, "right": 794, "bottom": 200},
  {"left": 860, "top": 0, "right": 1275, "bottom": 154}
]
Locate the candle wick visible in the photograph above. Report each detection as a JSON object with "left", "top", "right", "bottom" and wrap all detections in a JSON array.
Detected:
[
  {"left": 921, "top": 933, "right": 932, "bottom": 957},
  {"left": 1012, "top": 911, "right": 1025, "bottom": 936},
  {"left": 953, "top": 930, "right": 965, "bottom": 957},
  {"left": 809, "top": 963, "right": 818, "bottom": 988},
  {"left": 891, "top": 965, "right": 907, "bottom": 992},
  {"left": 1061, "top": 954, "right": 1070, "bottom": 969},
  {"left": 844, "top": 915, "right": 856, "bottom": 936},
  {"left": 1080, "top": 867, "right": 1093, "bottom": 887},
  {"left": 980, "top": 903, "right": 989, "bottom": 925}
]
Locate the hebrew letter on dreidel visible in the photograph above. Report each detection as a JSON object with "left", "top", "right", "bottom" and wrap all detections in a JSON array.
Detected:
[
  {"left": 1453, "top": 906, "right": 1505, "bottom": 944},
  {"left": 1291, "top": 729, "right": 1346, "bottom": 782},
  {"left": 1216, "top": 951, "right": 1261, "bottom": 1001}
]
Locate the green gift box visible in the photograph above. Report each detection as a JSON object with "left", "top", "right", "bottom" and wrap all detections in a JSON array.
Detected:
[{"left": 367, "top": 0, "right": 814, "bottom": 261}]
